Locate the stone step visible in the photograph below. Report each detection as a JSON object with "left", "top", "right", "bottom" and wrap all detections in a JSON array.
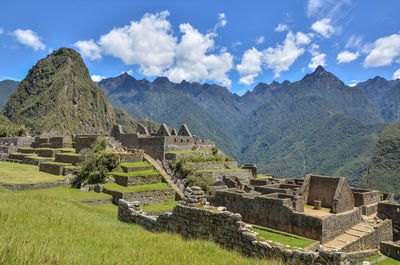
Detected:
[
  {"left": 17, "top": 147, "right": 36, "bottom": 154},
  {"left": 22, "top": 155, "right": 54, "bottom": 166},
  {"left": 9, "top": 153, "right": 32, "bottom": 160}
]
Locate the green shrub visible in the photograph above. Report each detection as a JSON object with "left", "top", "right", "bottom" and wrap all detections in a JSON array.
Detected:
[
  {"left": 76, "top": 138, "right": 119, "bottom": 184},
  {"left": 211, "top": 147, "right": 218, "bottom": 155},
  {"left": 186, "top": 172, "right": 214, "bottom": 192}
]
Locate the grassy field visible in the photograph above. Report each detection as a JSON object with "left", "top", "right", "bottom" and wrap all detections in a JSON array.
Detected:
[
  {"left": 102, "top": 182, "right": 171, "bottom": 192},
  {"left": 142, "top": 200, "right": 179, "bottom": 213},
  {"left": 0, "top": 186, "right": 280, "bottom": 265},
  {"left": 198, "top": 168, "right": 248, "bottom": 172},
  {"left": 356, "top": 254, "right": 400, "bottom": 264},
  {"left": 0, "top": 162, "right": 63, "bottom": 183},
  {"left": 252, "top": 225, "right": 316, "bottom": 249}
]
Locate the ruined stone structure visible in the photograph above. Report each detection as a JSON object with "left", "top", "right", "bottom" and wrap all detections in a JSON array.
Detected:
[
  {"left": 110, "top": 124, "right": 215, "bottom": 160},
  {"left": 118, "top": 187, "right": 381, "bottom": 265},
  {"left": 209, "top": 174, "right": 393, "bottom": 247}
]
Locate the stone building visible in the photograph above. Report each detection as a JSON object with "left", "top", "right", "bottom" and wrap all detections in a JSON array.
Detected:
[{"left": 110, "top": 123, "right": 215, "bottom": 160}]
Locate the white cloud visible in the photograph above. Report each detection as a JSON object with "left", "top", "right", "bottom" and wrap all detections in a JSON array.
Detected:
[
  {"left": 98, "top": 11, "right": 176, "bottom": 76},
  {"left": 165, "top": 23, "right": 233, "bottom": 87},
  {"left": 311, "top": 18, "right": 335, "bottom": 38},
  {"left": 346, "top": 80, "right": 359, "bottom": 87},
  {"left": 264, "top": 32, "right": 305, "bottom": 77},
  {"left": 91, "top": 74, "right": 106, "bottom": 82},
  {"left": 308, "top": 44, "right": 326, "bottom": 70},
  {"left": 275, "top": 23, "right": 289, "bottom": 32},
  {"left": 0, "top": 27, "right": 3, "bottom": 35},
  {"left": 296, "top": 32, "right": 312, "bottom": 45},
  {"left": 307, "top": 0, "right": 352, "bottom": 18},
  {"left": 214, "top": 13, "right": 227, "bottom": 30},
  {"left": 10, "top": 29, "right": 45, "bottom": 51},
  {"left": 74, "top": 39, "right": 102, "bottom": 60},
  {"left": 345, "top": 35, "right": 363, "bottom": 49},
  {"left": 337, "top": 50, "right": 359, "bottom": 64},
  {"left": 364, "top": 34, "right": 400, "bottom": 67},
  {"left": 236, "top": 47, "right": 263, "bottom": 86},
  {"left": 256, "top": 36, "right": 264, "bottom": 45},
  {"left": 393, "top": 69, "right": 400, "bottom": 80}
]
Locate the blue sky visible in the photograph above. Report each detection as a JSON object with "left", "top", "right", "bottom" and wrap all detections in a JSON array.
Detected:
[{"left": 0, "top": 0, "right": 399, "bottom": 94}]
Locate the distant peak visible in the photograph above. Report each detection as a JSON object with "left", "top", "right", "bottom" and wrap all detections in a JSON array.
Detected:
[
  {"left": 314, "top": 65, "right": 327, "bottom": 73},
  {"left": 271, "top": 81, "right": 280, "bottom": 86},
  {"left": 153, "top": 76, "right": 171, "bottom": 85},
  {"left": 372, "top": 76, "right": 386, "bottom": 81}
]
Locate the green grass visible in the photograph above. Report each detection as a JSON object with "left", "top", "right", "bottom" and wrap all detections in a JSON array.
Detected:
[
  {"left": 20, "top": 185, "right": 111, "bottom": 200},
  {"left": 102, "top": 182, "right": 171, "bottom": 193},
  {"left": 59, "top": 152, "right": 81, "bottom": 157},
  {"left": 0, "top": 187, "right": 275, "bottom": 265},
  {"left": 356, "top": 254, "right": 400, "bottom": 265},
  {"left": 0, "top": 162, "right": 63, "bottom": 183},
  {"left": 252, "top": 225, "right": 316, "bottom": 249},
  {"left": 198, "top": 168, "right": 248, "bottom": 172},
  {"left": 142, "top": 200, "right": 179, "bottom": 213},
  {"left": 120, "top": 161, "right": 151, "bottom": 167},
  {"left": 89, "top": 203, "right": 118, "bottom": 218},
  {"left": 111, "top": 169, "right": 159, "bottom": 177}
]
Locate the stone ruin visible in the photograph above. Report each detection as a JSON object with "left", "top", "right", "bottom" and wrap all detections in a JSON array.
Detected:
[
  {"left": 110, "top": 123, "right": 216, "bottom": 160},
  {"left": 118, "top": 186, "right": 381, "bottom": 265}
]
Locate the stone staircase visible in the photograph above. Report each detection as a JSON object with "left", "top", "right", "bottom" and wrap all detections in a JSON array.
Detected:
[{"left": 322, "top": 219, "right": 376, "bottom": 252}]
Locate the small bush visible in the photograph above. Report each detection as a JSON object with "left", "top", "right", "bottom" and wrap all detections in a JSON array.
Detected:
[
  {"left": 77, "top": 138, "right": 119, "bottom": 184},
  {"left": 211, "top": 147, "right": 218, "bottom": 155},
  {"left": 186, "top": 172, "right": 214, "bottom": 192}
]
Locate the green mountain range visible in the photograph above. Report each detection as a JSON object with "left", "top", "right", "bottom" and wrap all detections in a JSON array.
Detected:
[
  {"left": 99, "top": 65, "right": 390, "bottom": 187},
  {"left": 0, "top": 80, "right": 19, "bottom": 109},
  {"left": 2, "top": 47, "right": 399, "bottom": 193},
  {"left": 364, "top": 122, "right": 400, "bottom": 195},
  {"left": 2, "top": 47, "right": 156, "bottom": 135}
]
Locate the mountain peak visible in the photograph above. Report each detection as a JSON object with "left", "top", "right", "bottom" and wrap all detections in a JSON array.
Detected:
[
  {"left": 314, "top": 65, "right": 327, "bottom": 74},
  {"left": 153, "top": 76, "right": 171, "bottom": 85}
]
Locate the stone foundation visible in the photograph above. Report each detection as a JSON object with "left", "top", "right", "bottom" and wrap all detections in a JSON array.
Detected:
[
  {"left": 39, "top": 163, "right": 66, "bottom": 175},
  {"left": 55, "top": 153, "right": 81, "bottom": 165},
  {"left": 103, "top": 187, "right": 175, "bottom": 205},
  {"left": 113, "top": 173, "right": 162, "bottom": 186}
]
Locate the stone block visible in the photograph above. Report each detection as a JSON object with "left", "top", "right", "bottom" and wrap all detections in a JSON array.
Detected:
[{"left": 314, "top": 200, "right": 322, "bottom": 210}]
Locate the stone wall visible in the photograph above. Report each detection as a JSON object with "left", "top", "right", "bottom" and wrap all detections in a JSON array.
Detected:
[
  {"left": 1, "top": 181, "right": 65, "bottom": 191},
  {"left": 300, "top": 175, "right": 355, "bottom": 214},
  {"left": 103, "top": 187, "right": 175, "bottom": 205},
  {"left": 75, "top": 135, "right": 98, "bottom": 153},
  {"left": 210, "top": 189, "right": 362, "bottom": 243},
  {"left": 118, "top": 198, "right": 368, "bottom": 265},
  {"left": 377, "top": 201, "right": 400, "bottom": 240},
  {"left": 352, "top": 188, "right": 381, "bottom": 207},
  {"left": 380, "top": 241, "right": 400, "bottom": 261},
  {"left": 39, "top": 163, "right": 65, "bottom": 175},
  {"left": 186, "top": 161, "right": 238, "bottom": 170},
  {"left": 49, "top": 136, "right": 72, "bottom": 148},
  {"left": 113, "top": 173, "right": 162, "bottom": 187},
  {"left": 0, "top": 137, "right": 35, "bottom": 147}
]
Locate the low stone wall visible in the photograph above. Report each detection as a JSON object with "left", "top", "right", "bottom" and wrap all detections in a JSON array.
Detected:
[
  {"left": 39, "top": 163, "right": 65, "bottom": 175},
  {"left": 2, "top": 181, "right": 65, "bottom": 191},
  {"left": 338, "top": 219, "right": 392, "bottom": 252},
  {"left": 103, "top": 188, "right": 175, "bottom": 205},
  {"left": 187, "top": 161, "right": 238, "bottom": 170},
  {"left": 380, "top": 241, "right": 400, "bottom": 261},
  {"left": 202, "top": 170, "right": 252, "bottom": 186},
  {"left": 119, "top": 200, "right": 362, "bottom": 265},
  {"left": 113, "top": 173, "right": 162, "bottom": 186},
  {"left": 0, "top": 137, "right": 35, "bottom": 147},
  {"left": 117, "top": 151, "right": 144, "bottom": 163},
  {"left": 0, "top": 146, "right": 17, "bottom": 154},
  {"left": 37, "top": 149, "right": 61, "bottom": 158},
  {"left": 9, "top": 153, "right": 29, "bottom": 160},
  {"left": 22, "top": 156, "right": 53, "bottom": 166},
  {"left": 78, "top": 198, "right": 113, "bottom": 205},
  {"left": 361, "top": 203, "right": 379, "bottom": 216},
  {"left": 121, "top": 165, "right": 153, "bottom": 173},
  {"left": 55, "top": 153, "right": 81, "bottom": 165}
]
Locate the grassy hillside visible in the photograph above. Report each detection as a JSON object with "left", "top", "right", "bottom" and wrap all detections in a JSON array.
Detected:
[
  {"left": 365, "top": 122, "right": 400, "bottom": 194},
  {"left": 0, "top": 186, "right": 280, "bottom": 265},
  {"left": 0, "top": 80, "right": 19, "bottom": 109}
]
